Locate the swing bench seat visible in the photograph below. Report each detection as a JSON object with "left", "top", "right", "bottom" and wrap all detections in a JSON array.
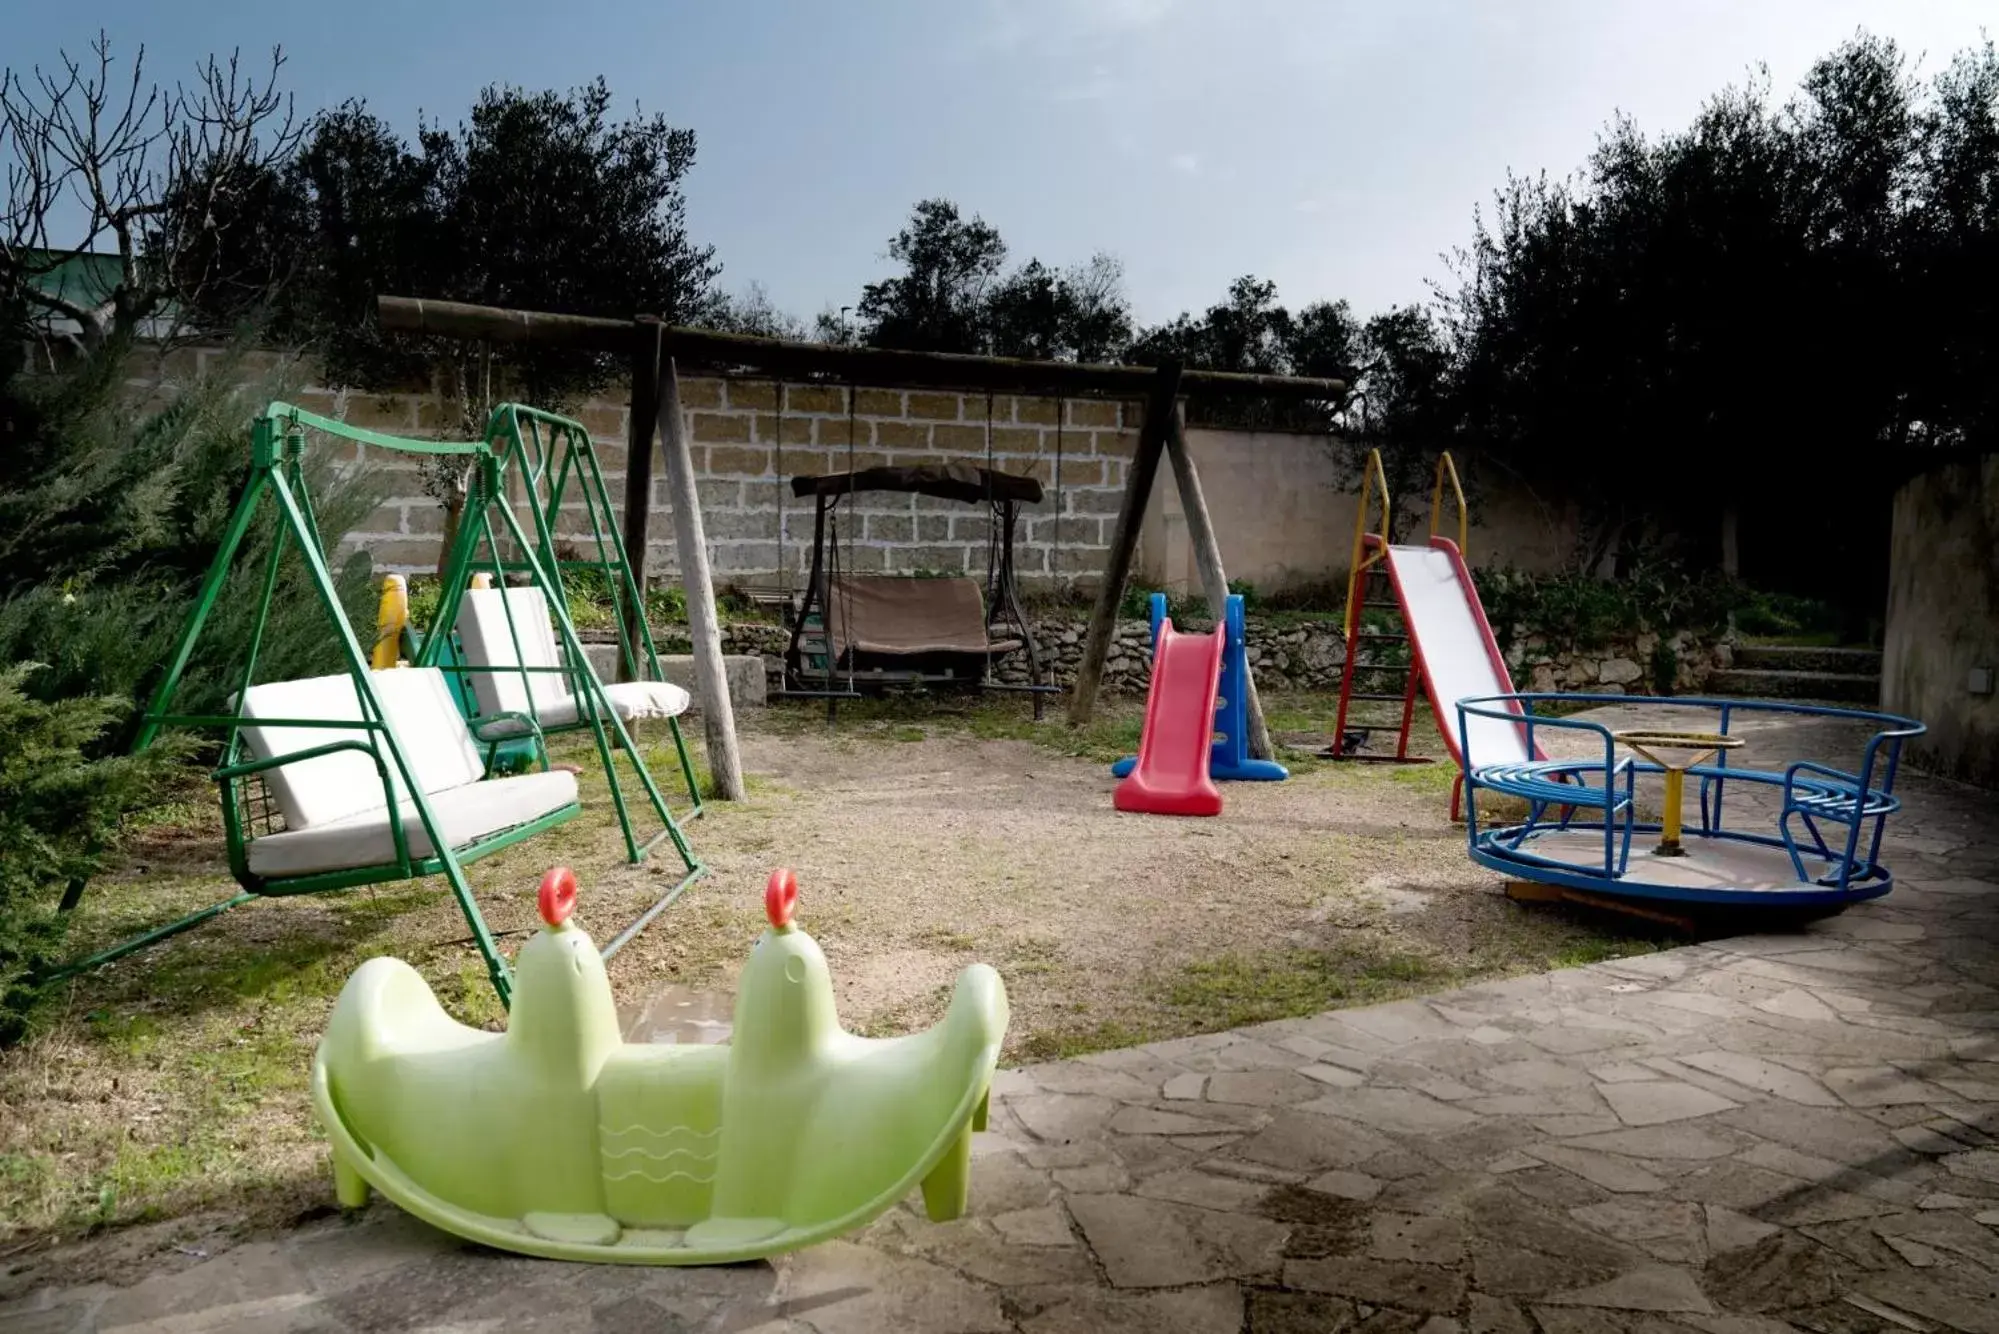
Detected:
[
  {"left": 453, "top": 587, "right": 692, "bottom": 737},
  {"left": 827, "top": 575, "right": 1022, "bottom": 668},
  {"left": 232, "top": 668, "right": 581, "bottom": 883}
]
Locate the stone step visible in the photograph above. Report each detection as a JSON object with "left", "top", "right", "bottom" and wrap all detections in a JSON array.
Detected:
[
  {"left": 1732, "top": 643, "right": 1882, "bottom": 674},
  {"left": 1706, "top": 667, "right": 1879, "bottom": 705},
  {"left": 579, "top": 645, "right": 768, "bottom": 709}
]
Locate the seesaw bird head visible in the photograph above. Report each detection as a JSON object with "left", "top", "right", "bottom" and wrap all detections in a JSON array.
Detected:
[
  {"left": 731, "top": 868, "right": 840, "bottom": 1066},
  {"left": 506, "top": 867, "right": 622, "bottom": 1068}
]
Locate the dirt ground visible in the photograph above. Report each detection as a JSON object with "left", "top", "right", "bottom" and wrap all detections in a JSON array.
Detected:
[
  {"left": 653, "top": 721, "right": 1548, "bottom": 1047},
  {"left": 0, "top": 694, "right": 1666, "bottom": 1282}
]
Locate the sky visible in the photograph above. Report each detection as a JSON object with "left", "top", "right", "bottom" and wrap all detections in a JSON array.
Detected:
[{"left": 11, "top": 0, "right": 1995, "bottom": 327}]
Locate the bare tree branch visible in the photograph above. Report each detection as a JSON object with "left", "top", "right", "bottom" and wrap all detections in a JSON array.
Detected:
[{"left": 2, "top": 32, "right": 299, "bottom": 345}]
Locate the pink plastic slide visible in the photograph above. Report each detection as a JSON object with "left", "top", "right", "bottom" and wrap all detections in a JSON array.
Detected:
[{"left": 1113, "top": 613, "right": 1226, "bottom": 817}]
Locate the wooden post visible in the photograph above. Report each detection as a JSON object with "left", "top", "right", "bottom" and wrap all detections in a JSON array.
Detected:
[
  {"left": 1163, "top": 408, "right": 1275, "bottom": 760},
  {"left": 655, "top": 354, "right": 747, "bottom": 802},
  {"left": 1068, "top": 361, "right": 1181, "bottom": 729},
  {"left": 618, "top": 327, "right": 661, "bottom": 684}
]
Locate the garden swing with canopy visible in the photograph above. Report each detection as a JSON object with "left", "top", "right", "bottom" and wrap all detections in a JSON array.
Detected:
[
  {"left": 58, "top": 402, "right": 703, "bottom": 1006},
  {"left": 778, "top": 388, "right": 1064, "bottom": 718}
]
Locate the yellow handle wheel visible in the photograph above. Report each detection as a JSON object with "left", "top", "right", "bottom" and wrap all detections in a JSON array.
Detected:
[{"left": 1611, "top": 729, "right": 1746, "bottom": 857}]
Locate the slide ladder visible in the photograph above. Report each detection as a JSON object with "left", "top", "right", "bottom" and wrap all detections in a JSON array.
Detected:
[
  {"left": 1331, "top": 452, "right": 1467, "bottom": 763},
  {"left": 1329, "top": 452, "right": 1536, "bottom": 817}
]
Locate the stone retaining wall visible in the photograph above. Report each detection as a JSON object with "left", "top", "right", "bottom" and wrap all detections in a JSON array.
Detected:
[{"left": 646, "top": 615, "right": 1728, "bottom": 698}]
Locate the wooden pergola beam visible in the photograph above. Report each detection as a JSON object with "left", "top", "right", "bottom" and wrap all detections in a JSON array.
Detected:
[
  {"left": 377, "top": 296, "right": 1348, "bottom": 402},
  {"left": 618, "top": 327, "right": 661, "bottom": 683},
  {"left": 1069, "top": 362, "right": 1181, "bottom": 729},
  {"left": 652, "top": 349, "right": 747, "bottom": 802},
  {"left": 1163, "top": 406, "right": 1273, "bottom": 759}
]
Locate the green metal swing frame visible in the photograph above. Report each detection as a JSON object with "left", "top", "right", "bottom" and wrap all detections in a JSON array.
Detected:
[
  {"left": 57, "top": 401, "right": 705, "bottom": 1006},
  {"left": 423, "top": 404, "right": 703, "bottom": 833}
]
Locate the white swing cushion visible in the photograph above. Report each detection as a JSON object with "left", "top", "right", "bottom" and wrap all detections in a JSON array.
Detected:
[
  {"left": 243, "top": 770, "right": 578, "bottom": 878},
  {"left": 454, "top": 587, "right": 569, "bottom": 718},
  {"left": 237, "top": 669, "right": 484, "bottom": 828},
  {"left": 234, "top": 667, "right": 578, "bottom": 878},
  {"left": 453, "top": 587, "right": 690, "bottom": 732}
]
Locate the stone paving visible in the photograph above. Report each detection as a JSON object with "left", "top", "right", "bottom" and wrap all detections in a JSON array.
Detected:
[{"left": 6, "top": 750, "right": 1998, "bottom": 1331}]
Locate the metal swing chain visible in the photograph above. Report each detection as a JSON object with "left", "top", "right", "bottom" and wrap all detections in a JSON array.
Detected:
[
  {"left": 841, "top": 384, "right": 859, "bottom": 697},
  {"left": 774, "top": 380, "right": 787, "bottom": 603},
  {"left": 983, "top": 390, "right": 999, "bottom": 684},
  {"left": 1053, "top": 399, "right": 1065, "bottom": 601}
]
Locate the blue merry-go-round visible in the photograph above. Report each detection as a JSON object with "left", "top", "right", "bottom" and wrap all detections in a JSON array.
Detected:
[{"left": 1456, "top": 693, "right": 1926, "bottom": 912}]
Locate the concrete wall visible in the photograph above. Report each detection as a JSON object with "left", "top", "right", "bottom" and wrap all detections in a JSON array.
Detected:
[
  {"left": 309, "top": 377, "right": 1142, "bottom": 589},
  {"left": 1139, "top": 429, "right": 1351, "bottom": 597},
  {"left": 1135, "top": 431, "right": 1578, "bottom": 598},
  {"left": 1882, "top": 455, "right": 1999, "bottom": 788}
]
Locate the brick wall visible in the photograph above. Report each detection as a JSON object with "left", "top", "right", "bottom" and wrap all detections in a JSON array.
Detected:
[
  {"left": 640, "top": 379, "right": 1141, "bottom": 588},
  {"left": 226, "top": 358, "right": 1143, "bottom": 590}
]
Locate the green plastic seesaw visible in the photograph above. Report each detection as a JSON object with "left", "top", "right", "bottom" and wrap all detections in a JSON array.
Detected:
[{"left": 312, "top": 866, "right": 1009, "bottom": 1264}]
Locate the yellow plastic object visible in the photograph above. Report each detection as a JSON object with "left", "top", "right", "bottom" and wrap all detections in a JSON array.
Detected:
[
  {"left": 370, "top": 574, "right": 409, "bottom": 670},
  {"left": 311, "top": 867, "right": 1008, "bottom": 1264}
]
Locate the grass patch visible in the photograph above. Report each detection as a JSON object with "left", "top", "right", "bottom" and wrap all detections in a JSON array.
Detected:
[
  {"left": 1012, "top": 942, "right": 1456, "bottom": 1060},
  {"left": 1161, "top": 945, "right": 1454, "bottom": 1030},
  {"left": 761, "top": 691, "right": 1353, "bottom": 774},
  {"left": 1524, "top": 697, "right": 1601, "bottom": 719},
  {"left": 1017, "top": 1019, "right": 1156, "bottom": 1063},
  {"left": 1389, "top": 762, "right": 1459, "bottom": 794}
]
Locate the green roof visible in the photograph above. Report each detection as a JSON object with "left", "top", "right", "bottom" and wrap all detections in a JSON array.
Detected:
[{"left": 21, "top": 249, "right": 122, "bottom": 311}]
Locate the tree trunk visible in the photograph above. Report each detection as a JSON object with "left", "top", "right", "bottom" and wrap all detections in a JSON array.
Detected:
[
  {"left": 434, "top": 491, "right": 465, "bottom": 579},
  {"left": 1720, "top": 503, "right": 1740, "bottom": 580}
]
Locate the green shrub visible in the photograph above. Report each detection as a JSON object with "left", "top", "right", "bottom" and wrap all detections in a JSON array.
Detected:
[
  {"left": 1257, "top": 579, "right": 1346, "bottom": 614},
  {"left": 1732, "top": 589, "right": 1842, "bottom": 638},
  {"left": 0, "top": 341, "right": 380, "bottom": 737},
  {"left": 1649, "top": 640, "right": 1681, "bottom": 694},
  {"left": 1474, "top": 559, "right": 1739, "bottom": 655},
  {"left": 1116, "top": 583, "right": 1208, "bottom": 624},
  {"left": 406, "top": 576, "right": 442, "bottom": 630},
  {"left": 0, "top": 665, "right": 183, "bottom": 1045},
  {"left": 645, "top": 582, "right": 689, "bottom": 626}
]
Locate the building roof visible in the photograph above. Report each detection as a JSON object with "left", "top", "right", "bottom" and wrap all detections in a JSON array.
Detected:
[{"left": 21, "top": 249, "right": 124, "bottom": 313}]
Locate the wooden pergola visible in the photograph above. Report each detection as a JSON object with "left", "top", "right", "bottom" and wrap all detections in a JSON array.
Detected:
[{"left": 376, "top": 295, "right": 1348, "bottom": 785}]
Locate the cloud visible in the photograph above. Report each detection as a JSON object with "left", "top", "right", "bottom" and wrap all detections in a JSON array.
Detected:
[
  {"left": 1050, "top": 64, "right": 1120, "bottom": 103},
  {"left": 979, "top": 0, "right": 1176, "bottom": 52},
  {"left": 1170, "top": 152, "right": 1201, "bottom": 176},
  {"left": 1078, "top": 0, "right": 1176, "bottom": 34}
]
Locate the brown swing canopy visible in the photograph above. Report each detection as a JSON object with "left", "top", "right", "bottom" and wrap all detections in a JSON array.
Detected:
[{"left": 789, "top": 464, "right": 1043, "bottom": 506}]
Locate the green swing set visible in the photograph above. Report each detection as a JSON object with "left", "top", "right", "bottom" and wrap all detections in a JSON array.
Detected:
[{"left": 59, "top": 401, "right": 705, "bottom": 1006}]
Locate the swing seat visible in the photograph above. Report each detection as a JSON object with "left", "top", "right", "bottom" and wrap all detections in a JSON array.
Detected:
[
  {"left": 454, "top": 588, "right": 692, "bottom": 736},
  {"left": 827, "top": 576, "right": 1022, "bottom": 664},
  {"left": 235, "top": 669, "right": 581, "bottom": 880}
]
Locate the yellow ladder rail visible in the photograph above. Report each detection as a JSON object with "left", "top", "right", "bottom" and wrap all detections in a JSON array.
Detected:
[
  {"left": 1343, "top": 448, "right": 1392, "bottom": 636},
  {"left": 1430, "top": 451, "right": 1467, "bottom": 556}
]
